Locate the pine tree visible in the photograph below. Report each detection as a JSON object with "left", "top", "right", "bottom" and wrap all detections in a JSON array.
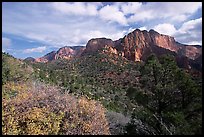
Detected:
[{"left": 125, "top": 54, "right": 202, "bottom": 135}]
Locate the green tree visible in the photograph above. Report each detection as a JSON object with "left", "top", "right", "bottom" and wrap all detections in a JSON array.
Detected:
[
  {"left": 139, "top": 54, "right": 172, "bottom": 134},
  {"left": 125, "top": 54, "right": 202, "bottom": 135}
]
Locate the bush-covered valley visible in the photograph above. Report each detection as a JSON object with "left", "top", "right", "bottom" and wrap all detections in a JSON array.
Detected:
[{"left": 2, "top": 50, "right": 202, "bottom": 135}]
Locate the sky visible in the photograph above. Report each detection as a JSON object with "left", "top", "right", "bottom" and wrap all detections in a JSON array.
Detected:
[{"left": 2, "top": 2, "right": 202, "bottom": 59}]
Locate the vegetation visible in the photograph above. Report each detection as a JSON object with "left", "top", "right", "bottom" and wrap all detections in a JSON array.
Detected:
[
  {"left": 2, "top": 52, "right": 110, "bottom": 135},
  {"left": 2, "top": 52, "right": 34, "bottom": 84},
  {"left": 2, "top": 51, "right": 202, "bottom": 135},
  {"left": 2, "top": 81, "right": 110, "bottom": 135},
  {"left": 30, "top": 51, "right": 139, "bottom": 114},
  {"left": 125, "top": 54, "right": 202, "bottom": 135}
]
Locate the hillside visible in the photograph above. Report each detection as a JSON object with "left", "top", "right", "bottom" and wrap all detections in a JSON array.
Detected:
[
  {"left": 2, "top": 52, "right": 111, "bottom": 135},
  {"left": 2, "top": 29, "right": 202, "bottom": 135},
  {"left": 3, "top": 1, "right": 202, "bottom": 135},
  {"left": 28, "top": 45, "right": 202, "bottom": 134}
]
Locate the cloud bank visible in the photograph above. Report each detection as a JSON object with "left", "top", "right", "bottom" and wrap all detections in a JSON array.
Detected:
[{"left": 23, "top": 46, "right": 47, "bottom": 53}]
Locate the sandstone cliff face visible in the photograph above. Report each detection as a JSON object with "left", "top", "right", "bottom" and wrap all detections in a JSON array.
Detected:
[
  {"left": 82, "top": 38, "right": 114, "bottom": 55},
  {"left": 55, "top": 46, "right": 75, "bottom": 60},
  {"left": 81, "top": 29, "right": 201, "bottom": 70},
  {"left": 34, "top": 29, "right": 202, "bottom": 71},
  {"left": 181, "top": 45, "right": 202, "bottom": 60},
  {"left": 35, "top": 46, "right": 85, "bottom": 63},
  {"left": 114, "top": 29, "right": 202, "bottom": 64},
  {"left": 114, "top": 29, "right": 179, "bottom": 62},
  {"left": 102, "top": 45, "right": 118, "bottom": 55},
  {"left": 149, "top": 30, "right": 180, "bottom": 52}
]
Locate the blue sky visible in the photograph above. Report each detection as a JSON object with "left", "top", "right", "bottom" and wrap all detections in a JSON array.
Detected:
[{"left": 2, "top": 2, "right": 202, "bottom": 59}]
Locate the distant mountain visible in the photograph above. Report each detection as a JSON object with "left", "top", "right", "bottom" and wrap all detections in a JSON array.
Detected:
[
  {"left": 33, "top": 29, "right": 202, "bottom": 71},
  {"left": 35, "top": 51, "right": 56, "bottom": 63},
  {"left": 35, "top": 46, "right": 85, "bottom": 63},
  {"left": 24, "top": 57, "right": 35, "bottom": 62},
  {"left": 55, "top": 46, "right": 86, "bottom": 59}
]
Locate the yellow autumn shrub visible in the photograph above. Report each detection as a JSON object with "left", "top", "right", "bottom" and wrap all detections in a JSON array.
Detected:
[
  {"left": 2, "top": 81, "right": 110, "bottom": 135},
  {"left": 59, "top": 97, "right": 110, "bottom": 135},
  {"left": 19, "top": 107, "right": 64, "bottom": 135},
  {"left": 2, "top": 106, "right": 64, "bottom": 135}
]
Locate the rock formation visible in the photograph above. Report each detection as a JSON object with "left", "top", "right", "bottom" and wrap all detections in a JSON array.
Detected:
[
  {"left": 33, "top": 29, "right": 202, "bottom": 71},
  {"left": 35, "top": 46, "right": 85, "bottom": 63}
]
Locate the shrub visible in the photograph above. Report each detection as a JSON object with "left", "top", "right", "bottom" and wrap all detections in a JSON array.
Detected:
[{"left": 2, "top": 81, "right": 110, "bottom": 135}]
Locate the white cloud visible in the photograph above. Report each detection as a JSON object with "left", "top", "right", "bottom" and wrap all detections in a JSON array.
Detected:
[
  {"left": 2, "top": 37, "right": 12, "bottom": 52},
  {"left": 185, "top": 41, "right": 202, "bottom": 45},
  {"left": 152, "top": 18, "right": 202, "bottom": 45},
  {"left": 99, "top": 5, "right": 127, "bottom": 25},
  {"left": 170, "top": 15, "right": 188, "bottom": 22},
  {"left": 128, "top": 10, "right": 155, "bottom": 23},
  {"left": 121, "top": 2, "right": 202, "bottom": 23},
  {"left": 153, "top": 23, "right": 177, "bottom": 36},
  {"left": 51, "top": 2, "right": 100, "bottom": 16},
  {"left": 120, "top": 2, "right": 142, "bottom": 15},
  {"left": 138, "top": 26, "right": 147, "bottom": 31},
  {"left": 175, "top": 18, "right": 202, "bottom": 45},
  {"left": 2, "top": 37, "right": 11, "bottom": 47},
  {"left": 3, "top": 2, "right": 129, "bottom": 48},
  {"left": 178, "top": 18, "right": 202, "bottom": 34},
  {"left": 146, "top": 16, "right": 202, "bottom": 46},
  {"left": 23, "top": 46, "right": 47, "bottom": 53},
  {"left": 125, "top": 27, "right": 137, "bottom": 34}
]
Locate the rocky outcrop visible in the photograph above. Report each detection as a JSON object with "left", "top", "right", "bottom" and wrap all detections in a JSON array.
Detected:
[
  {"left": 114, "top": 29, "right": 182, "bottom": 62},
  {"left": 35, "top": 51, "right": 56, "bottom": 63},
  {"left": 82, "top": 38, "right": 114, "bottom": 55},
  {"left": 102, "top": 45, "right": 118, "bottom": 55},
  {"left": 149, "top": 29, "right": 180, "bottom": 52},
  {"left": 179, "top": 45, "right": 202, "bottom": 60},
  {"left": 113, "top": 29, "right": 202, "bottom": 70},
  {"left": 35, "top": 46, "right": 85, "bottom": 63},
  {"left": 33, "top": 29, "right": 202, "bottom": 71},
  {"left": 81, "top": 29, "right": 201, "bottom": 70},
  {"left": 55, "top": 46, "right": 75, "bottom": 60}
]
